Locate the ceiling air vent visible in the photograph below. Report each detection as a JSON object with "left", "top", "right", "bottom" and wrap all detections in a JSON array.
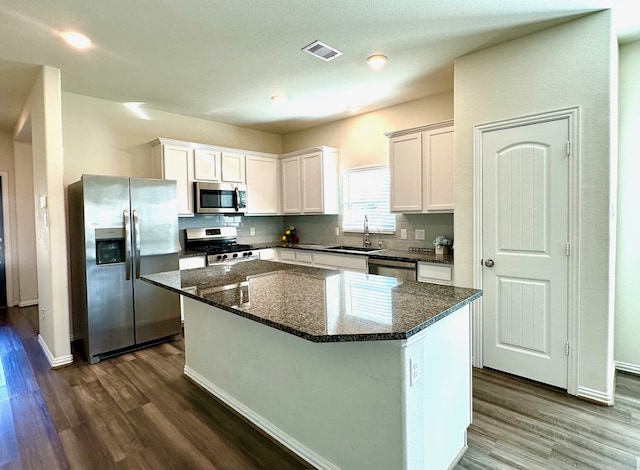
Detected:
[{"left": 302, "top": 40, "right": 343, "bottom": 61}]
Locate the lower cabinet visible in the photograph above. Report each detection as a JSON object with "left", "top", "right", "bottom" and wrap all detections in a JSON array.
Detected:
[
  {"left": 417, "top": 262, "right": 453, "bottom": 286},
  {"left": 258, "top": 248, "right": 277, "bottom": 260},
  {"left": 276, "top": 248, "right": 367, "bottom": 273}
]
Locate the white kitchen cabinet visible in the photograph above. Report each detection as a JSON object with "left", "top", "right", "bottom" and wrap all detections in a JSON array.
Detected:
[
  {"left": 417, "top": 262, "right": 453, "bottom": 286},
  {"left": 387, "top": 121, "right": 454, "bottom": 213},
  {"left": 313, "top": 252, "right": 367, "bottom": 273},
  {"left": 194, "top": 148, "right": 221, "bottom": 182},
  {"left": 258, "top": 248, "right": 276, "bottom": 260},
  {"left": 151, "top": 139, "right": 195, "bottom": 216},
  {"left": 246, "top": 155, "right": 280, "bottom": 215},
  {"left": 221, "top": 151, "right": 246, "bottom": 183},
  {"left": 280, "top": 147, "right": 339, "bottom": 215},
  {"left": 179, "top": 256, "right": 206, "bottom": 270},
  {"left": 281, "top": 156, "right": 302, "bottom": 213},
  {"left": 276, "top": 248, "right": 313, "bottom": 266}
]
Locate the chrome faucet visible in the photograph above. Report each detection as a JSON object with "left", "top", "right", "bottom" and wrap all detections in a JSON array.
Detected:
[{"left": 363, "top": 215, "right": 371, "bottom": 247}]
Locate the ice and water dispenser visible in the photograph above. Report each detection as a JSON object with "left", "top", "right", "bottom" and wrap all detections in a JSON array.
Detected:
[{"left": 95, "top": 228, "right": 126, "bottom": 265}]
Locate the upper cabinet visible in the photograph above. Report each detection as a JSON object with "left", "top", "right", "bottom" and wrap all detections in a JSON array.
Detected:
[
  {"left": 388, "top": 121, "right": 454, "bottom": 213},
  {"left": 194, "top": 148, "right": 221, "bottom": 182},
  {"left": 221, "top": 152, "right": 246, "bottom": 183},
  {"left": 151, "top": 140, "right": 195, "bottom": 216},
  {"left": 280, "top": 147, "right": 339, "bottom": 215},
  {"left": 151, "top": 138, "right": 269, "bottom": 217},
  {"left": 246, "top": 155, "right": 279, "bottom": 215}
]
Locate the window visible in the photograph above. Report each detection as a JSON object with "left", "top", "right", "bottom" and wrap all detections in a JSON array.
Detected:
[{"left": 342, "top": 166, "right": 395, "bottom": 233}]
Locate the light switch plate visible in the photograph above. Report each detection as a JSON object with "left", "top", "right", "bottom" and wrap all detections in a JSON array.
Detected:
[
  {"left": 415, "top": 229, "right": 425, "bottom": 240},
  {"left": 334, "top": 227, "right": 340, "bottom": 236},
  {"left": 401, "top": 228, "right": 408, "bottom": 240},
  {"left": 250, "top": 227, "right": 255, "bottom": 236}
]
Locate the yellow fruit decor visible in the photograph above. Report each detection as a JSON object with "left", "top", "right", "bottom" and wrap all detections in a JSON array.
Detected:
[{"left": 282, "top": 227, "right": 299, "bottom": 246}]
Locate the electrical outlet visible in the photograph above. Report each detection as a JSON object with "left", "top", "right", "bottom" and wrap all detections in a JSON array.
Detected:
[
  {"left": 250, "top": 227, "right": 255, "bottom": 236},
  {"left": 410, "top": 354, "right": 422, "bottom": 386},
  {"left": 334, "top": 227, "right": 340, "bottom": 236},
  {"left": 415, "top": 229, "right": 425, "bottom": 240},
  {"left": 401, "top": 228, "right": 408, "bottom": 240},
  {"left": 41, "top": 307, "right": 46, "bottom": 320}
]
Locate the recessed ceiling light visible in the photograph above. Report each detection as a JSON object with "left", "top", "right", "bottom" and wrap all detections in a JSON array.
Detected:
[
  {"left": 60, "top": 31, "right": 92, "bottom": 49},
  {"left": 366, "top": 54, "right": 388, "bottom": 69},
  {"left": 270, "top": 95, "right": 288, "bottom": 103},
  {"left": 347, "top": 105, "right": 362, "bottom": 113}
]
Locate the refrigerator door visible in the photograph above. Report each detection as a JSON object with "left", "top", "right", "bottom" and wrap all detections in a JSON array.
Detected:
[
  {"left": 82, "top": 175, "right": 135, "bottom": 357},
  {"left": 130, "top": 178, "right": 181, "bottom": 344}
]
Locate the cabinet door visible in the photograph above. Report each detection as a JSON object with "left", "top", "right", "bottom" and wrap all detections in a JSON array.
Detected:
[
  {"left": 246, "top": 156, "right": 279, "bottom": 214},
  {"left": 194, "top": 148, "right": 221, "bottom": 181},
  {"left": 301, "top": 151, "right": 323, "bottom": 213},
  {"left": 390, "top": 134, "right": 423, "bottom": 212},
  {"left": 423, "top": 127, "right": 454, "bottom": 212},
  {"left": 162, "top": 144, "right": 194, "bottom": 216},
  {"left": 221, "top": 152, "right": 246, "bottom": 183},
  {"left": 281, "top": 156, "right": 302, "bottom": 213}
]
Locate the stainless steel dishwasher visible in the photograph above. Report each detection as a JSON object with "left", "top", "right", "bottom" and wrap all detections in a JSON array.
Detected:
[{"left": 367, "top": 258, "right": 417, "bottom": 281}]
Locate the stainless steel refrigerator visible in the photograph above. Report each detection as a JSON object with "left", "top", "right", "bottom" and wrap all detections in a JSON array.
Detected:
[{"left": 69, "top": 175, "right": 181, "bottom": 363}]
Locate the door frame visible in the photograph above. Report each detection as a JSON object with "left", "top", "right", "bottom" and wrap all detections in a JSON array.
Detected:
[
  {"left": 472, "top": 107, "right": 580, "bottom": 395},
  {"left": 0, "top": 172, "right": 14, "bottom": 307}
]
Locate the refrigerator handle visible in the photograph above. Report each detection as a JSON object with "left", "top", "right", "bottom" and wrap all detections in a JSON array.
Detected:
[
  {"left": 124, "top": 210, "right": 131, "bottom": 280},
  {"left": 133, "top": 210, "right": 141, "bottom": 279}
]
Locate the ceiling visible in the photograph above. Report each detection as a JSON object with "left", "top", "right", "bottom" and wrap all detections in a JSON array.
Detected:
[{"left": 1, "top": 1, "right": 639, "bottom": 135}]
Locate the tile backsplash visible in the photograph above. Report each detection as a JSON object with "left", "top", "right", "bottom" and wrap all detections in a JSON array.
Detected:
[{"left": 178, "top": 212, "right": 454, "bottom": 252}]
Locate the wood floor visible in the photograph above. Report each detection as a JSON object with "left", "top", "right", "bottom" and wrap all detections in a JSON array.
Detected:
[{"left": 2, "top": 305, "right": 640, "bottom": 470}]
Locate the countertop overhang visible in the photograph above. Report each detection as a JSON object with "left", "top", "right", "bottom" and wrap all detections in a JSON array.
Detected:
[{"left": 143, "top": 260, "right": 480, "bottom": 343}]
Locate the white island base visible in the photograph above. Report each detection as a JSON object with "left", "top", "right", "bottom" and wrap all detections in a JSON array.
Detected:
[{"left": 183, "top": 297, "right": 472, "bottom": 470}]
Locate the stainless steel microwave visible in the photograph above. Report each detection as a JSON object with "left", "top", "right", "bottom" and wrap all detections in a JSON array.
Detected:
[{"left": 194, "top": 182, "right": 247, "bottom": 214}]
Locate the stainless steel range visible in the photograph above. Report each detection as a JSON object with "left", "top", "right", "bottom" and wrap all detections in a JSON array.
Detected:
[{"left": 184, "top": 227, "right": 259, "bottom": 265}]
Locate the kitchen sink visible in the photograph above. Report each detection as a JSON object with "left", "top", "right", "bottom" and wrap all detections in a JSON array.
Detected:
[{"left": 326, "top": 245, "right": 381, "bottom": 252}]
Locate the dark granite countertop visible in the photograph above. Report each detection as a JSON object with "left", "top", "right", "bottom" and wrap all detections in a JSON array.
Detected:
[
  {"left": 217, "top": 242, "right": 455, "bottom": 265},
  {"left": 143, "top": 260, "right": 480, "bottom": 343}
]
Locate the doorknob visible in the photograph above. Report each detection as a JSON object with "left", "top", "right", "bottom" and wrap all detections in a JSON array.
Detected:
[{"left": 484, "top": 259, "right": 495, "bottom": 267}]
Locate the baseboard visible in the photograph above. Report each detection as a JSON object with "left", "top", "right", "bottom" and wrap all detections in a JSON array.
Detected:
[
  {"left": 183, "top": 365, "right": 339, "bottom": 470},
  {"left": 577, "top": 385, "right": 614, "bottom": 406},
  {"left": 18, "top": 299, "right": 39, "bottom": 307},
  {"left": 614, "top": 361, "right": 640, "bottom": 375},
  {"left": 38, "top": 334, "right": 73, "bottom": 369}
]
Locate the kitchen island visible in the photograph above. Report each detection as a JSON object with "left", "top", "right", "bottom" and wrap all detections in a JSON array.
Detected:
[{"left": 144, "top": 261, "right": 481, "bottom": 470}]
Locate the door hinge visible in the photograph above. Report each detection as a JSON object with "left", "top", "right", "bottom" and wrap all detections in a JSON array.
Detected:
[
  {"left": 565, "top": 242, "right": 571, "bottom": 256},
  {"left": 565, "top": 342, "right": 570, "bottom": 355},
  {"left": 566, "top": 141, "right": 571, "bottom": 156}
]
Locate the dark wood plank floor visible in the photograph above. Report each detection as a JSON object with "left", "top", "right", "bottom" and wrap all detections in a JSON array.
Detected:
[{"left": 2, "top": 305, "right": 640, "bottom": 469}]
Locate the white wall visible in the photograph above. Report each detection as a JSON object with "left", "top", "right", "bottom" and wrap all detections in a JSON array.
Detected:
[
  {"left": 615, "top": 39, "right": 640, "bottom": 373},
  {"left": 282, "top": 92, "right": 453, "bottom": 170},
  {"left": 62, "top": 93, "right": 282, "bottom": 187},
  {"left": 14, "top": 66, "right": 72, "bottom": 366},
  {"left": 14, "top": 140, "right": 37, "bottom": 306},
  {"left": 455, "top": 12, "right": 617, "bottom": 398}
]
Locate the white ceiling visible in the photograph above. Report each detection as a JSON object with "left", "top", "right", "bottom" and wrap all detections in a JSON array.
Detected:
[{"left": 0, "top": 0, "right": 638, "bottom": 135}]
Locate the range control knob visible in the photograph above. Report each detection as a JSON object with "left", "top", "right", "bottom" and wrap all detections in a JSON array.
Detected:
[
  {"left": 216, "top": 255, "right": 223, "bottom": 260},
  {"left": 247, "top": 251, "right": 253, "bottom": 257},
  {"left": 222, "top": 254, "right": 228, "bottom": 260},
  {"left": 233, "top": 253, "right": 238, "bottom": 258}
]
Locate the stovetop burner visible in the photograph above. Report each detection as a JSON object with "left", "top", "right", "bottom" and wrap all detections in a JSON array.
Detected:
[{"left": 185, "top": 227, "right": 259, "bottom": 265}]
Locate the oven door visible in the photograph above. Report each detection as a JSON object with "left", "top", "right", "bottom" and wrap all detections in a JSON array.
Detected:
[{"left": 195, "top": 182, "right": 247, "bottom": 214}]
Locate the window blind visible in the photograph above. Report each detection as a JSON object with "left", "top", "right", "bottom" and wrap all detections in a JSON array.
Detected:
[{"left": 342, "top": 166, "right": 396, "bottom": 233}]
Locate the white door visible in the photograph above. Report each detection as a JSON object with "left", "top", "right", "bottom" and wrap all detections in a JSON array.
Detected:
[{"left": 482, "top": 118, "right": 569, "bottom": 389}]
